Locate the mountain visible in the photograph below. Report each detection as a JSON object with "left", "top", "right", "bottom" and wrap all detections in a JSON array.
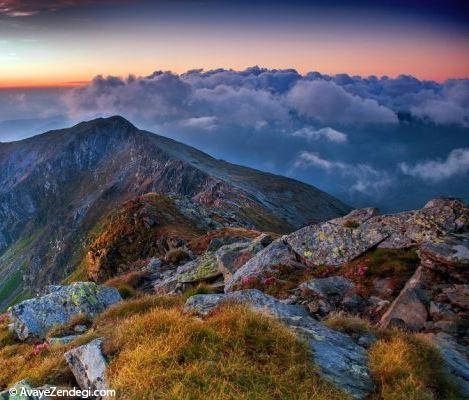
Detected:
[{"left": 0, "top": 116, "right": 350, "bottom": 308}]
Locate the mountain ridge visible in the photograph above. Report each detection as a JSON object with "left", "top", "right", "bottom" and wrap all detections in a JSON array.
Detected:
[{"left": 0, "top": 116, "right": 350, "bottom": 309}]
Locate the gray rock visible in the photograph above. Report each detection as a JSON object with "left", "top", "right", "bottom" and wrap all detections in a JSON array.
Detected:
[
  {"left": 176, "top": 253, "right": 221, "bottom": 284},
  {"left": 64, "top": 339, "right": 109, "bottom": 397},
  {"left": 9, "top": 282, "right": 121, "bottom": 340},
  {"left": 429, "top": 302, "right": 456, "bottom": 321},
  {"left": 423, "top": 332, "right": 469, "bottom": 397},
  {"left": 185, "top": 289, "right": 373, "bottom": 399},
  {"left": 420, "top": 234, "right": 469, "bottom": 269},
  {"left": 207, "top": 235, "right": 250, "bottom": 252},
  {"left": 0, "top": 380, "right": 49, "bottom": 399},
  {"left": 380, "top": 266, "right": 429, "bottom": 331},
  {"left": 298, "top": 276, "right": 355, "bottom": 299},
  {"left": 224, "top": 239, "right": 304, "bottom": 292},
  {"left": 443, "top": 285, "right": 469, "bottom": 310},
  {"left": 285, "top": 221, "right": 387, "bottom": 266},
  {"left": 146, "top": 258, "right": 163, "bottom": 271}
]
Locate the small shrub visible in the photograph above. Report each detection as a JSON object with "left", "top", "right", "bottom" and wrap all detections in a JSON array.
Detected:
[
  {"left": 104, "top": 270, "right": 149, "bottom": 299},
  {"left": 164, "top": 248, "right": 190, "bottom": 265}
]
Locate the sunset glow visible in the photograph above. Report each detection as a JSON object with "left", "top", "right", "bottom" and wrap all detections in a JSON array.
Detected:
[{"left": 1, "top": 0, "right": 468, "bottom": 87}]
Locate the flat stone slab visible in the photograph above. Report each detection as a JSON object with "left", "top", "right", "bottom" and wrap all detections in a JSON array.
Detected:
[
  {"left": 9, "top": 282, "right": 121, "bottom": 340},
  {"left": 185, "top": 289, "right": 373, "bottom": 399}
]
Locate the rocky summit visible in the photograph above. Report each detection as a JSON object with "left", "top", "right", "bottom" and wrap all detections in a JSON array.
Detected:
[{"left": 0, "top": 117, "right": 468, "bottom": 400}]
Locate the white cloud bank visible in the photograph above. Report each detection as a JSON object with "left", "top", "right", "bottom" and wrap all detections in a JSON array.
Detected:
[{"left": 400, "top": 148, "right": 469, "bottom": 181}]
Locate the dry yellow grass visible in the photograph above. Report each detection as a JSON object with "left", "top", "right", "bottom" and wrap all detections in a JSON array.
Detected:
[
  {"left": 0, "top": 295, "right": 461, "bottom": 400},
  {"left": 105, "top": 303, "right": 348, "bottom": 400},
  {"left": 324, "top": 313, "right": 371, "bottom": 336},
  {"left": 369, "top": 333, "right": 459, "bottom": 400}
]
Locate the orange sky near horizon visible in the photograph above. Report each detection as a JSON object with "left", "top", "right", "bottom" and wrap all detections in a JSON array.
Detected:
[{"left": 1, "top": 2, "right": 468, "bottom": 88}]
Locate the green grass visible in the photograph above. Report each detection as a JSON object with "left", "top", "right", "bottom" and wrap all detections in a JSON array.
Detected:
[{"left": 0, "top": 270, "right": 22, "bottom": 307}]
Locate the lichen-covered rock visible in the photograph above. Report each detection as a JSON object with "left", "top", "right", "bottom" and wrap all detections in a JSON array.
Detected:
[
  {"left": 329, "top": 207, "right": 380, "bottom": 227},
  {"left": 224, "top": 239, "right": 304, "bottom": 292},
  {"left": 216, "top": 233, "right": 273, "bottom": 280},
  {"left": 64, "top": 339, "right": 109, "bottom": 397},
  {"left": 185, "top": 289, "right": 374, "bottom": 399},
  {"left": 363, "top": 198, "right": 468, "bottom": 249},
  {"left": 177, "top": 253, "right": 221, "bottom": 284},
  {"left": 422, "top": 332, "right": 469, "bottom": 397},
  {"left": 9, "top": 282, "right": 121, "bottom": 340},
  {"left": 285, "top": 221, "right": 387, "bottom": 266},
  {"left": 380, "top": 266, "right": 429, "bottom": 331},
  {"left": 0, "top": 380, "right": 49, "bottom": 399}
]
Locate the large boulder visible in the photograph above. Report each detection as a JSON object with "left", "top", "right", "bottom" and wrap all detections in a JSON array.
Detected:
[
  {"left": 64, "top": 339, "right": 109, "bottom": 398},
  {"left": 285, "top": 222, "right": 387, "bottom": 266},
  {"left": 380, "top": 266, "right": 429, "bottom": 331},
  {"left": 185, "top": 289, "right": 374, "bottom": 399},
  {"left": 9, "top": 282, "right": 121, "bottom": 340},
  {"left": 224, "top": 239, "right": 304, "bottom": 292}
]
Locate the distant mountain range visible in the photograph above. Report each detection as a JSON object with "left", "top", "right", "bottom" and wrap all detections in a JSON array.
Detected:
[{"left": 0, "top": 116, "right": 350, "bottom": 309}]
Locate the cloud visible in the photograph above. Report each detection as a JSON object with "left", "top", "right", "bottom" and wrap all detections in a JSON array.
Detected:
[
  {"left": 294, "top": 151, "right": 393, "bottom": 194},
  {"left": 400, "top": 148, "right": 469, "bottom": 181},
  {"left": 286, "top": 80, "right": 398, "bottom": 124},
  {"left": 291, "top": 126, "right": 347, "bottom": 143},
  {"left": 180, "top": 116, "right": 218, "bottom": 131}
]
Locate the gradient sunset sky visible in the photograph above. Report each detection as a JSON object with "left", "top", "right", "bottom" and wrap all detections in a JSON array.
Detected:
[{"left": 0, "top": 0, "right": 468, "bottom": 87}]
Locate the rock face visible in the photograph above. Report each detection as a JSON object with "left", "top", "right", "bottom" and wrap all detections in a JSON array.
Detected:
[
  {"left": 9, "top": 282, "right": 121, "bottom": 340},
  {"left": 380, "top": 266, "right": 429, "bottom": 331},
  {"left": 185, "top": 289, "right": 374, "bottom": 399},
  {"left": 64, "top": 339, "right": 109, "bottom": 398},
  {"left": 0, "top": 116, "right": 350, "bottom": 309}
]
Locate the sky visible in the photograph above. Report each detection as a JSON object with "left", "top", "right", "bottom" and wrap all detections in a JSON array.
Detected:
[
  {"left": 0, "top": 0, "right": 468, "bottom": 86},
  {"left": 0, "top": 0, "right": 468, "bottom": 212}
]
